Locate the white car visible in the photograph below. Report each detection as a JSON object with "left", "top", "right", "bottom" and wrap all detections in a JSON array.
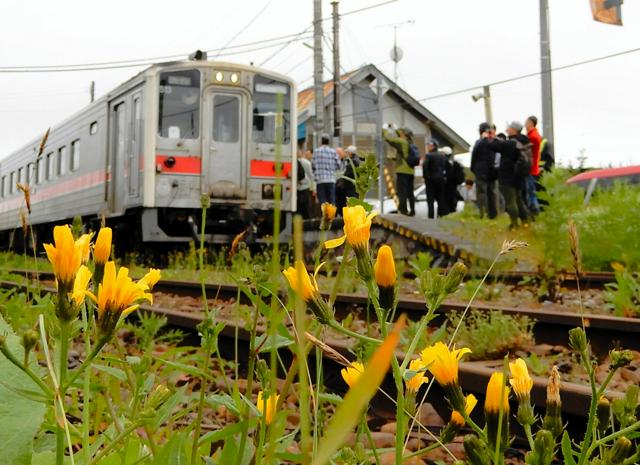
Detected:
[{"left": 366, "top": 183, "right": 464, "bottom": 216}]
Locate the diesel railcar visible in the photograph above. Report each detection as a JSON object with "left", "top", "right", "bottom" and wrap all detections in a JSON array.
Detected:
[{"left": 0, "top": 56, "right": 297, "bottom": 248}]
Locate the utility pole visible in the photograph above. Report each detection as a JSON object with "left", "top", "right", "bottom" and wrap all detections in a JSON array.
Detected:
[
  {"left": 482, "top": 85, "right": 493, "bottom": 126},
  {"left": 331, "top": 0, "right": 341, "bottom": 145},
  {"left": 313, "top": 0, "right": 325, "bottom": 148},
  {"left": 90, "top": 80, "right": 95, "bottom": 103},
  {"left": 539, "top": 0, "right": 555, "bottom": 147},
  {"left": 376, "top": 79, "right": 384, "bottom": 213}
]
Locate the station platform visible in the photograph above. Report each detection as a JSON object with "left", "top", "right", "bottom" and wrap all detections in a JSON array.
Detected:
[{"left": 372, "top": 214, "right": 495, "bottom": 266}]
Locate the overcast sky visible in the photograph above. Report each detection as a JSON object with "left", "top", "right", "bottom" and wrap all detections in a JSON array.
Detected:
[{"left": 0, "top": 0, "right": 638, "bottom": 167}]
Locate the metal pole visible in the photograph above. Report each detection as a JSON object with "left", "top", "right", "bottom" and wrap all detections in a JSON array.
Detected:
[
  {"left": 539, "top": 0, "right": 555, "bottom": 147},
  {"left": 376, "top": 80, "right": 384, "bottom": 213},
  {"left": 313, "top": 0, "right": 325, "bottom": 148},
  {"left": 483, "top": 85, "right": 493, "bottom": 126},
  {"left": 331, "top": 0, "right": 341, "bottom": 145}
]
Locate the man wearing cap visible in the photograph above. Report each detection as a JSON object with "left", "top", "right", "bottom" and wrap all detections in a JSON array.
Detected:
[
  {"left": 479, "top": 122, "right": 530, "bottom": 229},
  {"left": 312, "top": 133, "right": 342, "bottom": 206},
  {"left": 471, "top": 122, "right": 499, "bottom": 219},
  {"left": 383, "top": 126, "right": 416, "bottom": 216},
  {"left": 423, "top": 138, "right": 448, "bottom": 218},
  {"left": 335, "top": 145, "right": 361, "bottom": 211}
]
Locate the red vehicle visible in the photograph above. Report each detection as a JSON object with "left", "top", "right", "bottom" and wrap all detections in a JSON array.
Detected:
[{"left": 567, "top": 165, "right": 640, "bottom": 204}]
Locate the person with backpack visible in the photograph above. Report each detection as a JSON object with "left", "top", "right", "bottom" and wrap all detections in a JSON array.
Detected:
[
  {"left": 443, "top": 146, "right": 465, "bottom": 214},
  {"left": 422, "top": 138, "right": 448, "bottom": 219},
  {"left": 296, "top": 149, "right": 315, "bottom": 219},
  {"left": 479, "top": 121, "right": 530, "bottom": 230},
  {"left": 335, "top": 145, "right": 361, "bottom": 211},
  {"left": 471, "top": 122, "right": 499, "bottom": 219},
  {"left": 383, "top": 126, "right": 418, "bottom": 216}
]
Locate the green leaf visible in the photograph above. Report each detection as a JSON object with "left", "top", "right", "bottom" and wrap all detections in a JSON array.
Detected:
[
  {"left": 561, "top": 431, "right": 577, "bottom": 465},
  {"left": 0, "top": 314, "right": 47, "bottom": 465},
  {"left": 207, "top": 393, "right": 240, "bottom": 416},
  {"left": 254, "top": 333, "right": 293, "bottom": 353},
  {"left": 214, "top": 435, "right": 254, "bottom": 465},
  {"left": 199, "top": 419, "right": 257, "bottom": 446},
  {"left": 346, "top": 197, "right": 373, "bottom": 211},
  {"left": 152, "top": 431, "right": 190, "bottom": 465},
  {"left": 92, "top": 364, "right": 128, "bottom": 382},
  {"left": 149, "top": 387, "right": 186, "bottom": 430}
]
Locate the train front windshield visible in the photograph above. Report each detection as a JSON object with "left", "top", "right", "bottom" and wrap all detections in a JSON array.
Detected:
[
  {"left": 252, "top": 76, "right": 291, "bottom": 144},
  {"left": 158, "top": 69, "right": 201, "bottom": 139}
]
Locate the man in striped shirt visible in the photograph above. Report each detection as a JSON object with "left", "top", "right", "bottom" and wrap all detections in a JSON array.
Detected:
[{"left": 312, "top": 134, "right": 342, "bottom": 206}]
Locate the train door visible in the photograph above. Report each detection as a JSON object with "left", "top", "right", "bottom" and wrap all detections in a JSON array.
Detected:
[
  {"left": 202, "top": 89, "right": 246, "bottom": 199},
  {"left": 108, "top": 99, "right": 127, "bottom": 214},
  {"left": 127, "top": 92, "right": 142, "bottom": 201}
]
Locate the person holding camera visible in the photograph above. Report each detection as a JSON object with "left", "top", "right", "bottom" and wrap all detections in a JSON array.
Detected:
[{"left": 383, "top": 126, "right": 418, "bottom": 216}]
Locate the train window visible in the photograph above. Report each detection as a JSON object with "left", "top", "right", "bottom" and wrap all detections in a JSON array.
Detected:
[
  {"left": 158, "top": 69, "right": 200, "bottom": 139},
  {"left": 0, "top": 176, "right": 5, "bottom": 197},
  {"left": 90, "top": 121, "right": 98, "bottom": 135},
  {"left": 46, "top": 152, "right": 54, "bottom": 180},
  {"left": 17, "top": 167, "right": 24, "bottom": 185},
  {"left": 71, "top": 139, "right": 80, "bottom": 171},
  {"left": 213, "top": 95, "right": 239, "bottom": 143},
  {"left": 58, "top": 146, "right": 67, "bottom": 176},
  {"left": 252, "top": 76, "right": 291, "bottom": 144},
  {"left": 9, "top": 172, "right": 15, "bottom": 194},
  {"left": 26, "top": 163, "right": 34, "bottom": 184},
  {"left": 37, "top": 157, "right": 45, "bottom": 184}
]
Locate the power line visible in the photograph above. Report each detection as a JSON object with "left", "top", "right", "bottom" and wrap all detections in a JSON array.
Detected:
[
  {"left": 339, "top": 46, "right": 640, "bottom": 119},
  {"left": 212, "top": 0, "right": 274, "bottom": 60}
]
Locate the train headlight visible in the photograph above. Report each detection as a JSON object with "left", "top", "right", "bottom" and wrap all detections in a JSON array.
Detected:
[
  {"left": 215, "top": 71, "right": 224, "bottom": 82},
  {"left": 230, "top": 73, "right": 239, "bottom": 84}
]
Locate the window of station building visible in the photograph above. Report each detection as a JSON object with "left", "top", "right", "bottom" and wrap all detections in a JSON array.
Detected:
[
  {"left": 90, "top": 121, "right": 98, "bottom": 135},
  {"left": 158, "top": 69, "right": 200, "bottom": 139},
  {"left": 58, "top": 146, "right": 67, "bottom": 176},
  {"left": 46, "top": 152, "right": 54, "bottom": 180},
  {"left": 252, "top": 75, "right": 291, "bottom": 144},
  {"left": 71, "top": 139, "right": 80, "bottom": 171},
  {"left": 37, "top": 157, "right": 45, "bottom": 184}
]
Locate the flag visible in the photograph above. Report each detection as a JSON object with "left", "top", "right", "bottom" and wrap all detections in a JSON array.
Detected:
[{"left": 590, "top": 0, "right": 623, "bottom": 26}]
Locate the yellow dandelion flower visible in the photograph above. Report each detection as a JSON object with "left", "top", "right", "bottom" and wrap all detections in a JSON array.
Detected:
[
  {"left": 85, "top": 261, "right": 153, "bottom": 336},
  {"left": 282, "top": 261, "right": 332, "bottom": 323},
  {"left": 71, "top": 265, "right": 92, "bottom": 306},
  {"left": 374, "top": 245, "right": 396, "bottom": 288},
  {"left": 321, "top": 203, "right": 337, "bottom": 221},
  {"left": 257, "top": 390, "right": 280, "bottom": 425},
  {"left": 43, "top": 225, "right": 89, "bottom": 287},
  {"left": 420, "top": 342, "right": 471, "bottom": 386},
  {"left": 341, "top": 361, "right": 364, "bottom": 388},
  {"left": 451, "top": 394, "right": 478, "bottom": 426},
  {"left": 509, "top": 358, "right": 533, "bottom": 401},
  {"left": 93, "top": 227, "right": 112, "bottom": 264},
  {"left": 324, "top": 205, "right": 377, "bottom": 251},
  {"left": 485, "top": 372, "right": 510, "bottom": 414},
  {"left": 139, "top": 268, "right": 162, "bottom": 291},
  {"left": 405, "top": 358, "right": 428, "bottom": 393}
]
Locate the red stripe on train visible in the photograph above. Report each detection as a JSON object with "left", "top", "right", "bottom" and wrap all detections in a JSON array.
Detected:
[
  {"left": 250, "top": 160, "right": 292, "bottom": 178},
  {"left": 156, "top": 155, "right": 201, "bottom": 175}
]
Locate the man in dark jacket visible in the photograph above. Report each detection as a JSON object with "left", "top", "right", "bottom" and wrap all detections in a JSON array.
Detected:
[
  {"left": 479, "top": 121, "right": 530, "bottom": 229},
  {"left": 470, "top": 122, "right": 498, "bottom": 219},
  {"left": 422, "top": 139, "right": 448, "bottom": 218},
  {"left": 335, "top": 145, "right": 360, "bottom": 211},
  {"left": 443, "top": 146, "right": 465, "bottom": 215}
]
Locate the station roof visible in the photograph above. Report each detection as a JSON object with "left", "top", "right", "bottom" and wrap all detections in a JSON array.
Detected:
[{"left": 297, "top": 64, "right": 470, "bottom": 153}]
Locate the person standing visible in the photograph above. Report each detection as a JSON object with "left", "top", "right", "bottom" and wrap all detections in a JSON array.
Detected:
[
  {"left": 296, "top": 149, "right": 315, "bottom": 219},
  {"left": 443, "top": 146, "right": 465, "bottom": 215},
  {"left": 524, "top": 116, "right": 541, "bottom": 214},
  {"left": 471, "top": 122, "right": 499, "bottom": 219},
  {"left": 422, "top": 139, "right": 448, "bottom": 218},
  {"left": 383, "top": 127, "right": 416, "bottom": 216},
  {"left": 312, "top": 134, "right": 341, "bottom": 206},
  {"left": 335, "top": 145, "right": 361, "bottom": 210},
  {"left": 479, "top": 122, "right": 530, "bottom": 230}
]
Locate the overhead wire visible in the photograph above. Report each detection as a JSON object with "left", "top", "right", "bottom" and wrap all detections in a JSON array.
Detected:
[{"left": 211, "top": 0, "right": 274, "bottom": 59}]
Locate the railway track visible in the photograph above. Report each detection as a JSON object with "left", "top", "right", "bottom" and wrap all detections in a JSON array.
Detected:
[{"left": 0, "top": 269, "right": 634, "bottom": 425}]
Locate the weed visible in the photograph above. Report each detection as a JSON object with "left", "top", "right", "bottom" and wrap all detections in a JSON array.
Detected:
[
  {"left": 447, "top": 310, "right": 535, "bottom": 360},
  {"left": 605, "top": 266, "right": 640, "bottom": 317}
]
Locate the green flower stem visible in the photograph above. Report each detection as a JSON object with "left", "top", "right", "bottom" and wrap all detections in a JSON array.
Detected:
[
  {"left": 81, "top": 304, "right": 92, "bottom": 465},
  {"left": 363, "top": 418, "right": 382, "bottom": 465},
  {"left": 399, "top": 315, "right": 429, "bottom": 371},
  {"left": 63, "top": 336, "right": 109, "bottom": 391},
  {"left": 461, "top": 410, "right": 485, "bottom": 437},
  {"left": 90, "top": 421, "right": 144, "bottom": 465},
  {"left": 404, "top": 441, "right": 443, "bottom": 460},
  {"left": 587, "top": 420, "right": 640, "bottom": 456},
  {"left": 327, "top": 319, "right": 381, "bottom": 345},
  {"left": 523, "top": 424, "right": 535, "bottom": 451},
  {"left": 329, "top": 243, "right": 351, "bottom": 308},
  {"left": 0, "top": 340, "right": 53, "bottom": 397},
  {"left": 56, "top": 320, "right": 71, "bottom": 465},
  {"left": 577, "top": 349, "right": 600, "bottom": 465}
]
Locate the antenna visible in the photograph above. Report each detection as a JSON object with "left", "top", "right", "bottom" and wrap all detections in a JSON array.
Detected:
[{"left": 377, "top": 20, "right": 414, "bottom": 83}]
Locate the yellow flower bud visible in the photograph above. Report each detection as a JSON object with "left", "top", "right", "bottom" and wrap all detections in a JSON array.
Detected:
[
  {"left": 256, "top": 390, "right": 279, "bottom": 425},
  {"left": 93, "top": 227, "right": 112, "bottom": 264},
  {"left": 374, "top": 245, "right": 396, "bottom": 288},
  {"left": 451, "top": 394, "right": 477, "bottom": 426},
  {"left": 509, "top": 358, "right": 533, "bottom": 401},
  {"left": 485, "top": 372, "right": 510, "bottom": 414}
]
